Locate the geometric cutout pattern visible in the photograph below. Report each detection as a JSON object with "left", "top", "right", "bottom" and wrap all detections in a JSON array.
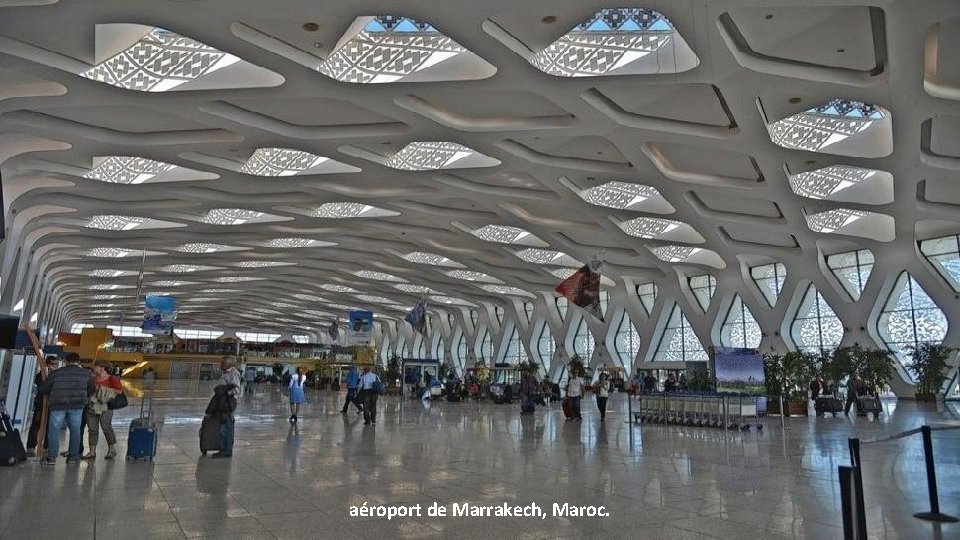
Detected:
[
  {"left": 877, "top": 272, "right": 949, "bottom": 370},
  {"left": 790, "top": 285, "right": 844, "bottom": 353},
  {"left": 652, "top": 303, "right": 707, "bottom": 362}
]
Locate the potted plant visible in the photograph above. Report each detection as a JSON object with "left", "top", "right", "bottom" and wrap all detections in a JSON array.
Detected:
[
  {"left": 686, "top": 366, "right": 714, "bottom": 393},
  {"left": 385, "top": 354, "right": 402, "bottom": 395},
  {"left": 764, "top": 351, "right": 816, "bottom": 416},
  {"left": 437, "top": 361, "right": 455, "bottom": 383},
  {"left": 907, "top": 343, "right": 955, "bottom": 402},
  {"left": 829, "top": 345, "right": 895, "bottom": 398},
  {"left": 567, "top": 355, "right": 587, "bottom": 378}
]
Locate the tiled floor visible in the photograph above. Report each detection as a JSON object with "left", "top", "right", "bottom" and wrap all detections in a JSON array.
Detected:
[{"left": 2, "top": 381, "right": 959, "bottom": 539}]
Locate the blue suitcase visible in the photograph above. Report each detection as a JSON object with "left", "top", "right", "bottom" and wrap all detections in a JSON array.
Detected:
[{"left": 127, "top": 398, "right": 157, "bottom": 461}]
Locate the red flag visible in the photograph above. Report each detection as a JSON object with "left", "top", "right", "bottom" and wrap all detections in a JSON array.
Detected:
[{"left": 554, "top": 265, "right": 603, "bottom": 321}]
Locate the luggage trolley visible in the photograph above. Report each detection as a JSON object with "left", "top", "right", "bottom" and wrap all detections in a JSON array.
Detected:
[{"left": 726, "top": 395, "right": 762, "bottom": 431}]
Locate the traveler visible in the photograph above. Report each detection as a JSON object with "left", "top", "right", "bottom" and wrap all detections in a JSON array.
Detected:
[
  {"left": 341, "top": 365, "right": 363, "bottom": 414},
  {"left": 358, "top": 367, "right": 381, "bottom": 426},
  {"left": 643, "top": 372, "right": 657, "bottom": 393},
  {"left": 26, "top": 356, "right": 59, "bottom": 457},
  {"left": 566, "top": 372, "right": 584, "bottom": 421},
  {"left": 519, "top": 370, "right": 539, "bottom": 414},
  {"left": 83, "top": 360, "right": 122, "bottom": 460},
  {"left": 810, "top": 377, "right": 825, "bottom": 401},
  {"left": 844, "top": 374, "right": 865, "bottom": 416},
  {"left": 289, "top": 367, "right": 306, "bottom": 423},
  {"left": 664, "top": 373, "right": 678, "bottom": 392},
  {"left": 211, "top": 356, "right": 240, "bottom": 458},
  {"left": 41, "top": 353, "right": 94, "bottom": 466},
  {"left": 595, "top": 373, "right": 610, "bottom": 422},
  {"left": 244, "top": 366, "right": 256, "bottom": 395}
]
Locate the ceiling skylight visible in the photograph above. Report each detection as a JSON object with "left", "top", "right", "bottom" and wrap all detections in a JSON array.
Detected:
[
  {"left": 200, "top": 208, "right": 263, "bottom": 225},
  {"left": 394, "top": 284, "right": 431, "bottom": 293},
  {"left": 577, "top": 181, "right": 673, "bottom": 213},
  {"left": 530, "top": 8, "right": 699, "bottom": 77},
  {"left": 320, "top": 284, "right": 358, "bottom": 293},
  {"left": 86, "top": 284, "right": 133, "bottom": 290},
  {"left": 471, "top": 224, "right": 543, "bottom": 245},
  {"left": 175, "top": 243, "right": 237, "bottom": 253},
  {"left": 401, "top": 252, "right": 464, "bottom": 267},
  {"left": 312, "top": 202, "right": 399, "bottom": 219},
  {"left": 86, "top": 215, "right": 147, "bottom": 231},
  {"left": 91, "top": 294, "right": 122, "bottom": 300},
  {"left": 479, "top": 285, "right": 534, "bottom": 297},
  {"left": 213, "top": 276, "right": 266, "bottom": 282},
  {"left": 354, "top": 295, "right": 399, "bottom": 305},
  {"left": 444, "top": 270, "right": 504, "bottom": 284},
  {"left": 804, "top": 208, "right": 896, "bottom": 241},
  {"left": 317, "top": 15, "right": 496, "bottom": 83},
  {"left": 83, "top": 156, "right": 172, "bottom": 184},
  {"left": 618, "top": 217, "right": 703, "bottom": 242},
  {"left": 89, "top": 269, "right": 125, "bottom": 278},
  {"left": 80, "top": 25, "right": 282, "bottom": 92},
  {"left": 513, "top": 248, "right": 580, "bottom": 266},
  {"left": 158, "top": 264, "right": 218, "bottom": 273},
  {"left": 239, "top": 148, "right": 358, "bottom": 176},
  {"left": 650, "top": 245, "right": 700, "bottom": 263},
  {"left": 768, "top": 99, "right": 893, "bottom": 157},
  {"left": 87, "top": 247, "right": 136, "bottom": 258},
  {"left": 264, "top": 238, "right": 320, "bottom": 248},
  {"left": 235, "top": 261, "right": 294, "bottom": 268},
  {"left": 431, "top": 295, "right": 475, "bottom": 306},
  {"left": 788, "top": 165, "right": 894, "bottom": 204},
  {"left": 353, "top": 271, "right": 406, "bottom": 282},
  {"left": 382, "top": 141, "right": 500, "bottom": 171},
  {"left": 292, "top": 294, "right": 327, "bottom": 302},
  {"left": 149, "top": 280, "right": 193, "bottom": 287}
]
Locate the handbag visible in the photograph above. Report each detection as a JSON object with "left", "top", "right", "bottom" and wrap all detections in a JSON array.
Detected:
[
  {"left": 372, "top": 378, "right": 385, "bottom": 396},
  {"left": 107, "top": 391, "right": 128, "bottom": 410}
]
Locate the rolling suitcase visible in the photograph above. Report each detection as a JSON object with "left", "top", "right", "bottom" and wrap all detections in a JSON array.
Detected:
[
  {"left": 0, "top": 402, "right": 27, "bottom": 466},
  {"left": 199, "top": 415, "right": 221, "bottom": 456},
  {"left": 561, "top": 397, "right": 572, "bottom": 419},
  {"left": 520, "top": 397, "right": 535, "bottom": 414},
  {"left": 127, "top": 398, "right": 158, "bottom": 461},
  {"left": 814, "top": 396, "right": 843, "bottom": 417},
  {"left": 858, "top": 396, "right": 882, "bottom": 415}
]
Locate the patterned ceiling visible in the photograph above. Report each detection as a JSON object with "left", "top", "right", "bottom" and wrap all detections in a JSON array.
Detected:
[{"left": 2, "top": 0, "right": 960, "bottom": 393}]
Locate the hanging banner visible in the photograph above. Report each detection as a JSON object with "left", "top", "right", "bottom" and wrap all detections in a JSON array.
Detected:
[
  {"left": 142, "top": 294, "right": 177, "bottom": 336},
  {"left": 346, "top": 309, "right": 374, "bottom": 345}
]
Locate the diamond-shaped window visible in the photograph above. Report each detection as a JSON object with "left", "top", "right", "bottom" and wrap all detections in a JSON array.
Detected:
[
  {"left": 239, "top": 148, "right": 359, "bottom": 176},
  {"left": 652, "top": 304, "right": 707, "bottom": 362},
  {"left": 790, "top": 285, "right": 844, "bottom": 353},
  {"left": 312, "top": 203, "right": 399, "bottom": 219},
  {"left": 530, "top": 8, "right": 699, "bottom": 77},
  {"left": 877, "top": 272, "right": 948, "bottom": 373},
  {"left": 471, "top": 224, "right": 543, "bottom": 246},
  {"left": 720, "top": 295, "right": 761, "bottom": 349},
  {"left": 317, "top": 16, "right": 496, "bottom": 83},
  {"left": 80, "top": 25, "right": 282, "bottom": 92},
  {"left": 84, "top": 156, "right": 217, "bottom": 184},
  {"left": 576, "top": 181, "right": 674, "bottom": 213},
  {"left": 383, "top": 142, "right": 500, "bottom": 171}
]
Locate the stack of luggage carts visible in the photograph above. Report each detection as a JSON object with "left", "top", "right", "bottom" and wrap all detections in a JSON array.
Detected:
[{"left": 635, "top": 392, "right": 763, "bottom": 431}]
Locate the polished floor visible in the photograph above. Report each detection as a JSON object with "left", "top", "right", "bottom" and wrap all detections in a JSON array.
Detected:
[{"left": 1, "top": 381, "right": 959, "bottom": 540}]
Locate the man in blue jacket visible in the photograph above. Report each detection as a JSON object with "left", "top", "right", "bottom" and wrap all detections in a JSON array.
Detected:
[{"left": 341, "top": 365, "right": 363, "bottom": 414}]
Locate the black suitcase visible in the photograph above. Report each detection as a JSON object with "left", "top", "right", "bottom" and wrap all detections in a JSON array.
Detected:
[
  {"left": 520, "top": 397, "right": 535, "bottom": 414},
  {"left": 814, "top": 396, "right": 843, "bottom": 417},
  {"left": 200, "top": 415, "right": 221, "bottom": 456},
  {"left": 858, "top": 396, "right": 882, "bottom": 414},
  {"left": 0, "top": 403, "right": 27, "bottom": 466}
]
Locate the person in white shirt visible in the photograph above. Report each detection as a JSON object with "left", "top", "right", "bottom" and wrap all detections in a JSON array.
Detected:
[
  {"left": 567, "top": 373, "right": 584, "bottom": 421},
  {"left": 358, "top": 367, "right": 381, "bottom": 426},
  {"left": 288, "top": 367, "right": 306, "bottom": 424},
  {"left": 595, "top": 373, "right": 610, "bottom": 422}
]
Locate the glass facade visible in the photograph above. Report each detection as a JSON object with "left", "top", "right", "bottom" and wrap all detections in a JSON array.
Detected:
[
  {"left": 791, "top": 285, "right": 844, "bottom": 352},
  {"left": 720, "top": 295, "right": 761, "bottom": 349}
]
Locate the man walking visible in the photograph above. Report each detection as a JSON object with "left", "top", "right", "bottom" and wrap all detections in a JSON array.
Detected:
[
  {"left": 26, "top": 356, "right": 59, "bottom": 457},
  {"left": 211, "top": 357, "right": 241, "bottom": 458},
  {"left": 243, "top": 366, "right": 256, "bottom": 395},
  {"left": 845, "top": 373, "right": 864, "bottom": 416},
  {"left": 341, "top": 365, "right": 363, "bottom": 414},
  {"left": 41, "top": 353, "right": 94, "bottom": 465},
  {"left": 358, "top": 367, "right": 381, "bottom": 426}
]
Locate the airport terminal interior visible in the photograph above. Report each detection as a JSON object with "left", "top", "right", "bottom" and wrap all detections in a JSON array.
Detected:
[{"left": 1, "top": 0, "right": 960, "bottom": 538}]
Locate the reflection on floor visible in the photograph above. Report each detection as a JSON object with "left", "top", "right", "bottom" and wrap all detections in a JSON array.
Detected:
[{"left": 1, "top": 380, "right": 959, "bottom": 539}]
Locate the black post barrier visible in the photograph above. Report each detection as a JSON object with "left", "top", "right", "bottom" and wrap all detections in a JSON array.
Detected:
[
  {"left": 839, "top": 466, "right": 857, "bottom": 540},
  {"left": 847, "top": 438, "right": 868, "bottom": 538},
  {"left": 913, "top": 425, "right": 959, "bottom": 522}
]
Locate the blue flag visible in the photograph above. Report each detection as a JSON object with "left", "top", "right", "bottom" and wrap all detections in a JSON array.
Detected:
[{"left": 404, "top": 298, "right": 427, "bottom": 336}]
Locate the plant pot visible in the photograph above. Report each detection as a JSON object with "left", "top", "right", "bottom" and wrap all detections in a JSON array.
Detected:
[
  {"left": 766, "top": 397, "right": 808, "bottom": 417},
  {"left": 915, "top": 393, "right": 939, "bottom": 402}
]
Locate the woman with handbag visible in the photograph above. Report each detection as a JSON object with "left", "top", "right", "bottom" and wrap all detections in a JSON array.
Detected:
[{"left": 83, "top": 360, "right": 122, "bottom": 460}]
